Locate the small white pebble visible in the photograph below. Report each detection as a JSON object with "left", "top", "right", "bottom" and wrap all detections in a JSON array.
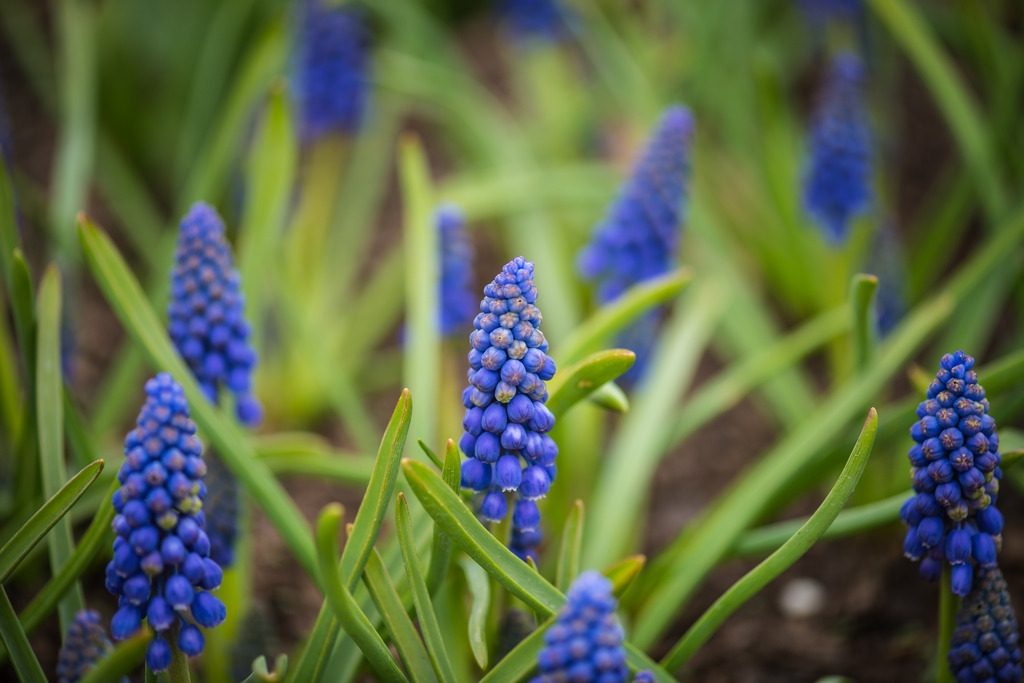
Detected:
[{"left": 778, "top": 577, "right": 826, "bottom": 619}]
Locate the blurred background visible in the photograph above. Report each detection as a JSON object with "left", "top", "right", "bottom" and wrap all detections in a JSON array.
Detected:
[{"left": 2, "top": 0, "right": 1024, "bottom": 680}]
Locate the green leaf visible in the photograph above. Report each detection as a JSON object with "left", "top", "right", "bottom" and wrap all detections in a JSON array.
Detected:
[
  {"left": 396, "top": 494, "right": 457, "bottom": 683},
  {"left": 426, "top": 439, "right": 460, "bottom": 594},
  {"left": 849, "top": 274, "right": 879, "bottom": 373},
  {"left": 78, "top": 629, "right": 151, "bottom": 683},
  {"left": 556, "top": 269, "right": 692, "bottom": 365},
  {"left": 0, "top": 156, "right": 20, "bottom": 289},
  {"left": 545, "top": 349, "right": 635, "bottom": 419},
  {"left": 0, "top": 459, "right": 103, "bottom": 583},
  {"left": 239, "top": 654, "right": 289, "bottom": 683},
  {"left": 555, "top": 500, "right": 583, "bottom": 593},
  {"left": 585, "top": 381, "right": 629, "bottom": 413},
  {"left": 363, "top": 548, "right": 439, "bottom": 683},
  {"left": 480, "top": 558, "right": 656, "bottom": 683},
  {"left": 290, "top": 390, "right": 411, "bottom": 683},
  {"left": 260, "top": 454, "right": 375, "bottom": 486},
  {"left": 35, "top": 265, "right": 85, "bottom": 630},
  {"left": 400, "top": 460, "right": 676, "bottom": 682},
  {"left": 417, "top": 439, "right": 444, "bottom": 470},
  {"left": 458, "top": 557, "right": 490, "bottom": 671},
  {"left": 659, "top": 408, "right": 878, "bottom": 670},
  {"left": 0, "top": 585, "right": 46, "bottom": 683},
  {"left": 315, "top": 503, "right": 408, "bottom": 683},
  {"left": 77, "top": 217, "right": 319, "bottom": 580},
  {"left": 400, "top": 134, "right": 439, "bottom": 464}
]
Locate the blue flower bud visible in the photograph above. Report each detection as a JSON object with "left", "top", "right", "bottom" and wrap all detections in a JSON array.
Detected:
[
  {"left": 513, "top": 499, "right": 540, "bottom": 532},
  {"left": 973, "top": 533, "right": 997, "bottom": 567},
  {"left": 918, "top": 517, "right": 944, "bottom": 548},
  {"left": 945, "top": 529, "right": 972, "bottom": 565},
  {"left": 475, "top": 432, "right": 501, "bottom": 463},
  {"left": 919, "top": 556, "right": 942, "bottom": 582},
  {"left": 481, "top": 490, "right": 509, "bottom": 522},
  {"left": 978, "top": 506, "right": 1004, "bottom": 535},
  {"left": 111, "top": 605, "right": 142, "bottom": 640},
  {"left": 495, "top": 456, "right": 523, "bottom": 492},
  {"left": 178, "top": 623, "right": 205, "bottom": 657},
  {"left": 951, "top": 563, "right": 975, "bottom": 597},
  {"left": 182, "top": 553, "right": 206, "bottom": 585},
  {"left": 191, "top": 591, "right": 226, "bottom": 628},
  {"left": 481, "top": 403, "right": 508, "bottom": 434},
  {"left": 146, "top": 637, "right": 172, "bottom": 673},
  {"left": 519, "top": 466, "right": 551, "bottom": 500},
  {"left": 461, "top": 458, "right": 492, "bottom": 491}
]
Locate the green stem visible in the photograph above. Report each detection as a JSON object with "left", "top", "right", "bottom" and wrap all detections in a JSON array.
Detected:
[
  {"left": 937, "top": 567, "right": 957, "bottom": 683},
  {"left": 169, "top": 623, "right": 192, "bottom": 683},
  {"left": 145, "top": 665, "right": 157, "bottom": 683}
]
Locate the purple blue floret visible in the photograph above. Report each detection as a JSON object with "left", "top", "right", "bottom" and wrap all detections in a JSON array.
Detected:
[
  {"left": 803, "top": 52, "right": 872, "bottom": 244},
  {"left": 901, "top": 351, "right": 1003, "bottom": 598},
  {"left": 105, "top": 373, "right": 226, "bottom": 673},
  {"left": 531, "top": 571, "right": 630, "bottom": 683},
  {"left": 460, "top": 256, "right": 557, "bottom": 561}
]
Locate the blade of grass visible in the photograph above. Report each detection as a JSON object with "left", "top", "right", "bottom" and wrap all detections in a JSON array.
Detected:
[
  {"left": 315, "top": 504, "right": 408, "bottom": 683},
  {"left": 259, "top": 454, "right": 375, "bottom": 486},
  {"left": 458, "top": 557, "right": 490, "bottom": 671},
  {"left": 35, "top": 265, "right": 84, "bottom": 631},
  {"left": 426, "top": 440, "right": 460, "bottom": 594},
  {"left": 364, "top": 548, "right": 439, "bottom": 683},
  {"left": 586, "top": 381, "right": 629, "bottom": 413},
  {"left": 416, "top": 439, "right": 444, "bottom": 470},
  {"left": 0, "top": 585, "right": 46, "bottom": 683},
  {"left": 660, "top": 409, "right": 877, "bottom": 670},
  {"left": 78, "top": 216, "right": 318, "bottom": 580},
  {"left": 397, "top": 493, "right": 457, "bottom": 682},
  {"left": 77, "top": 628, "right": 151, "bottom": 683},
  {"left": 545, "top": 349, "right": 636, "bottom": 419},
  {"left": 555, "top": 501, "right": 583, "bottom": 593},
  {"left": 849, "top": 274, "right": 879, "bottom": 373}
]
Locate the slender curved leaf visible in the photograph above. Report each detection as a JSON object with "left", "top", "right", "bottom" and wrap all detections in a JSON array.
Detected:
[
  {"left": 417, "top": 439, "right": 444, "bottom": 470},
  {"left": 555, "top": 501, "right": 584, "bottom": 593},
  {"left": 546, "top": 349, "right": 635, "bottom": 419},
  {"left": 364, "top": 548, "right": 438, "bottom": 683},
  {"left": 316, "top": 504, "right": 407, "bottom": 683},
  {"left": 78, "top": 629, "right": 151, "bottom": 683},
  {"left": 426, "top": 440, "right": 460, "bottom": 594},
  {"left": 0, "top": 459, "right": 103, "bottom": 582},
  {"left": 0, "top": 585, "right": 45, "bottom": 683},
  {"left": 397, "top": 494, "right": 457, "bottom": 682},
  {"left": 458, "top": 557, "right": 490, "bottom": 670},
  {"left": 660, "top": 408, "right": 878, "bottom": 670},
  {"left": 586, "top": 381, "right": 629, "bottom": 413},
  {"left": 849, "top": 274, "right": 879, "bottom": 372}
]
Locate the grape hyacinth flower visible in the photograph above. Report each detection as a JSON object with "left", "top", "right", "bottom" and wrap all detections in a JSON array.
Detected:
[
  {"left": 168, "top": 202, "right": 261, "bottom": 427},
  {"left": 803, "top": 52, "right": 872, "bottom": 244},
  {"left": 901, "top": 351, "right": 1004, "bottom": 597},
  {"left": 532, "top": 571, "right": 629, "bottom": 683},
  {"left": 56, "top": 610, "right": 124, "bottom": 683},
  {"left": 437, "top": 204, "right": 477, "bottom": 337},
  {"left": 105, "top": 373, "right": 226, "bottom": 672},
  {"left": 296, "top": 0, "right": 370, "bottom": 139},
  {"left": 798, "top": 0, "right": 863, "bottom": 25},
  {"left": 460, "top": 257, "right": 557, "bottom": 561},
  {"left": 948, "top": 566, "right": 1023, "bottom": 682},
  {"left": 202, "top": 452, "right": 238, "bottom": 568},
  {"left": 498, "top": 0, "right": 569, "bottom": 43},
  {"left": 578, "top": 106, "right": 694, "bottom": 304}
]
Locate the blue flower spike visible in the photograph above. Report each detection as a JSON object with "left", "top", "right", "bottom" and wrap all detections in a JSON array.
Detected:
[
  {"left": 948, "top": 566, "right": 1023, "bottom": 683},
  {"left": 168, "top": 202, "right": 262, "bottom": 428},
  {"left": 578, "top": 105, "right": 694, "bottom": 304},
  {"left": 297, "top": 0, "right": 370, "bottom": 139},
  {"left": 437, "top": 204, "right": 477, "bottom": 337},
  {"left": 57, "top": 610, "right": 125, "bottom": 683},
  {"left": 461, "top": 257, "right": 557, "bottom": 561},
  {"left": 532, "top": 571, "right": 630, "bottom": 683},
  {"left": 901, "top": 351, "right": 1004, "bottom": 598},
  {"left": 803, "top": 52, "right": 872, "bottom": 244},
  {"left": 499, "top": 0, "right": 570, "bottom": 43},
  {"left": 105, "top": 373, "right": 226, "bottom": 673}
]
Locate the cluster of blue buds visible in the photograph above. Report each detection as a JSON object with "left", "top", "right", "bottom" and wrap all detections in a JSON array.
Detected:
[
  {"left": 803, "top": 52, "right": 872, "bottom": 244},
  {"left": 202, "top": 452, "right": 238, "bottom": 568},
  {"left": 498, "top": 0, "right": 569, "bottom": 43},
  {"left": 578, "top": 106, "right": 694, "bottom": 304},
  {"left": 296, "top": 0, "right": 370, "bottom": 138},
  {"left": 532, "top": 571, "right": 629, "bottom": 683},
  {"left": 168, "top": 202, "right": 261, "bottom": 427},
  {"left": 948, "top": 566, "right": 1022, "bottom": 682},
  {"left": 459, "top": 257, "right": 557, "bottom": 562},
  {"left": 437, "top": 204, "right": 477, "bottom": 337},
  {"left": 105, "top": 373, "right": 226, "bottom": 672},
  {"left": 56, "top": 610, "right": 122, "bottom": 683},
  {"left": 901, "top": 351, "right": 1004, "bottom": 597}
]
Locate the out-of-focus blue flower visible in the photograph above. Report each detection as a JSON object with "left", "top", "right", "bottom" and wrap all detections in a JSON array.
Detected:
[
  {"left": 168, "top": 202, "right": 262, "bottom": 427},
  {"left": 803, "top": 52, "right": 872, "bottom": 244},
  {"left": 203, "top": 452, "right": 238, "bottom": 568},
  {"left": 460, "top": 257, "right": 557, "bottom": 560},
  {"left": 498, "top": 0, "right": 569, "bottom": 43},
  {"left": 633, "top": 671, "right": 656, "bottom": 683},
  {"left": 105, "top": 373, "right": 226, "bottom": 672},
  {"left": 56, "top": 610, "right": 126, "bottom": 683},
  {"left": 296, "top": 1, "right": 370, "bottom": 138},
  {"left": 578, "top": 106, "right": 694, "bottom": 304},
  {"left": 532, "top": 571, "right": 629, "bottom": 683},
  {"left": 948, "top": 566, "right": 1023, "bottom": 682},
  {"left": 798, "top": 0, "right": 863, "bottom": 25},
  {"left": 437, "top": 204, "right": 477, "bottom": 337},
  {"left": 866, "top": 223, "right": 906, "bottom": 337},
  {"left": 900, "top": 351, "right": 1003, "bottom": 597}
]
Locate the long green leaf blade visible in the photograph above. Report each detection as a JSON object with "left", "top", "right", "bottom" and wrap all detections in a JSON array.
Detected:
[
  {"left": 36, "top": 265, "right": 85, "bottom": 630},
  {"left": 458, "top": 557, "right": 490, "bottom": 671},
  {"left": 545, "top": 349, "right": 635, "bottom": 419},
  {"left": 660, "top": 408, "right": 878, "bottom": 670},
  {"left": 555, "top": 501, "right": 583, "bottom": 593},
  {"left": 849, "top": 274, "right": 879, "bottom": 373},
  {"left": 77, "top": 217, "right": 319, "bottom": 580},
  {"left": 0, "top": 585, "right": 46, "bottom": 683},
  {"left": 77, "top": 628, "right": 151, "bottom": 683},
  {"left": 364, "top": 548, "right": 439, "bottom": 683},
  {"left": 397, "top": 493, "right": 457, "bottom": 683},
  {"left": 0, "top": 459, "right": 103, "bottom": 582},
  {"left": 315, "top": 503, "right": 407, "bottom": 683},
  {"left": 426, "top": 439, "right": 460, "bottom": 594}
]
